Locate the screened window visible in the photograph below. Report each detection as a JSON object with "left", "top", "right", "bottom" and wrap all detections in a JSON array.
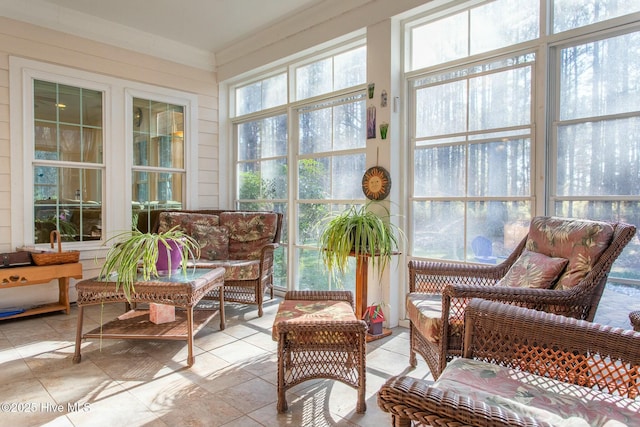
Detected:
[
  {"left": 409, "top": 0, "right": 539, "bottom": 71},
  {"left": 410, "top": 54, "right": 534, "bottom": 261},
  {"left": 296, "top": 93, "right": 367, "bottom": 292},
  {"left": 552, "top": 30, "right": 640, "bottom": 280},
  {"left": 406, "top": 0, "right": 640, "bottom": 284},
  {"left": 232, "top": 41, "right": 366, "bottom": 291}
]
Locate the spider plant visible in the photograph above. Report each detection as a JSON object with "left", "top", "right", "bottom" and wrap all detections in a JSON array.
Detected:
[
  {"left": 98, "top": 226, "right": 201, "bottom": 301},
  {"left": 319, "top": 202, "right": 403, "bottom": 280}
]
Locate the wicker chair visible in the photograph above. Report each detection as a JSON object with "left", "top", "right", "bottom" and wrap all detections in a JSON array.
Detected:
[
  {"left": 630, "top": 311, "right": 640, "bottom": 332},
  {"left": 407, "top": 216, "right": 636, "bottom": 379},
  {"left": 379, "top": 299, "right": 640, "bottom": 427}
]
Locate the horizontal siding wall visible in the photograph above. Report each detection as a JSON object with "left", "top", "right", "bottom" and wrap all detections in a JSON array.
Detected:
[{"left": 0, "top": 17, "right": 219, "bottom": 308}]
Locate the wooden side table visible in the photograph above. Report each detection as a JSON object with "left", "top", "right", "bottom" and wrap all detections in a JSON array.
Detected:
[
  {"left": 73, "top": 267, "right": 225, "bottom": 367},
  {"left": 273, "top": 290, "right": 367, "bottom": 413},
  {"left": 0, "top": 263, "right": 83, "bottom": 319}
]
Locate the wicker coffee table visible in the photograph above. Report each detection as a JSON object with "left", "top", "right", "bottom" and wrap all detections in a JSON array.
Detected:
[
  {"left": 73, "top": 267, "right": 225, "bottom": 367},
  {"left": 272, "top": 290, "right": 367, "bottom": 413}
]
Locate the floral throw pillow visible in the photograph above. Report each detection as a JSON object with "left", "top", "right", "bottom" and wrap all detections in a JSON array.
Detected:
[
  {"left": 525, "top": 217, "right": 614, "bottom": 289},
  {"left": 498, "top": 250, "right": 568, "bottom": 289}
]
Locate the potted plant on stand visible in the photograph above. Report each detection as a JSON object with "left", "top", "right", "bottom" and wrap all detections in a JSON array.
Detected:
[
  {"left": 98, "top": 226, "right": 200, "bottom": 323},
  {"left": 319, "top": 202, "right": 403, "bottom": 337}
]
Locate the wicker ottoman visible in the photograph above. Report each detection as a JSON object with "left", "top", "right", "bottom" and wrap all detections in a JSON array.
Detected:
[{"left": 272, "top": 290, "right": 368, "bottom": 413}]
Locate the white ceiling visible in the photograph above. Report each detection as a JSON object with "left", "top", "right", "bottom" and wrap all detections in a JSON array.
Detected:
[
  {"left": 0, "top": 0, "right": 330, "bottom": 69},
  {"left": 39, "top": 0, "right": 325, "bottom": 52}
]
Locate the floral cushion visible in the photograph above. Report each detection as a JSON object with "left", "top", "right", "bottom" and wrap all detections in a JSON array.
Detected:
[
  {"left": 406, "top": 293, "right": 463, "bottom": 344},
  {"left": 191, "top": 259, "right": 260, "bottom": 281},
  {"left": 191, "top": 224, "right": 229, "bottom": 260},
  {"left": 220, "top": 212, "right": 278, "bottom": 260},
  {"left": 498, "top": 250, "right": 569, "bottom": 289},
  {"left": 435, "top": 358, "right": 640, "bottom": 427},
  {"left": 272, "top": 299, "right": 357, "bottom": 341},
  {"left": 157, "top": 212, "right": 220, "bottom": 235},
  {"left": 526, "top": 217, "right": 615, "bottom": 290}
]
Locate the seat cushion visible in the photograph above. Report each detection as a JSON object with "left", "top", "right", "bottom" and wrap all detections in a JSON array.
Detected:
[
  {"left": 498, "top": 249, "right": 568, "bottom": 289},
  {"left": 525, "top": 217, "right": 615, "bottom": 290},
  {"left": 435, "top": 358, "right": 640, "bottom": 427},
  {"left": 272, "top": 299, "right": 357, "bottom": 341},
  {"left": 192, "top": 259, "right": 260, "bottom": 281},
  {"left": 406, "top": 293, "right": 463, "bottom": 345}
]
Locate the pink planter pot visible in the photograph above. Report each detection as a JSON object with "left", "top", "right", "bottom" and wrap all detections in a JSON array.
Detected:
[{"left": 155, "top": 239, "right": 183, "bottom": 276}]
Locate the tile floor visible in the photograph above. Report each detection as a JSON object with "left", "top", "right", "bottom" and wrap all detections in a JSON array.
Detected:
[{"left": 1, "top": 283, "right": 638, "bottom": 427}]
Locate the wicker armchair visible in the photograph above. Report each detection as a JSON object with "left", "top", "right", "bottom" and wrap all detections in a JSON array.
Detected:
[
  {"left": 407, "top": 216, "right": 636, "bottom": 379},
  {"left": 379, "top": 299, "right": 640, "bottom": 427}
]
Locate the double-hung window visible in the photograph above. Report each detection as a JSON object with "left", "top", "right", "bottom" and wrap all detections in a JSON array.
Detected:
[{"left": 231, "top": 42, "right": 366, "bottom": 291}]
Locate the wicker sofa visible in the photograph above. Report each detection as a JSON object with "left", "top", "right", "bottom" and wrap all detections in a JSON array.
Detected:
[
  {"left": 378, "top": 299, "right": 640, "bottom": 427},
  {"left": 137, "top": 209, "right": 283, "bottom": 317}
]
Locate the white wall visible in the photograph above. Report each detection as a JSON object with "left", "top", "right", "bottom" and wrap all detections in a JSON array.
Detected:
[{"left": 0, "top": 17, "right": 219, "bottom": 308}]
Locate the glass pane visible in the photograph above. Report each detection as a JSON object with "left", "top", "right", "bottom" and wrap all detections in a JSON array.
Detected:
[
  {"left": 415, "top": 80, "right": 467, "bottom": 138},
  {"left": 238, "top": 159, "right": 287, "bottom": 200},
  {"left": 554, "top": 200, "right": 640, "bottom": 281},
  {"left": 412, "top": 201, "right": 465, "bottom": 260},
  {"left": 33, "top": 166, "right": 102, "bottom": 243},
  {"left": 468, "top": 138, "right": 531, "bottom": 197},
  {"left": 334, "top": 46, "right": 366, "bottom": 90},
  {"left": 468, "top": 67, "right": 532, "bottom": 131},
  {"left": 411, "top": 11, "right": 468, "bottom": 70},
  {"left": 236, "top": 73, "right": 287, "bottom": 116},
  {"left": 133, "top": 99, "right": 184, "bottom": 169},
  {"left": 333, "top": 101, "right": 366, "bottom": 150},
  {"left": 332, "top": 154, "right": 366, "bottom": 199},
  {"left": 553, "top": 0, "right": 640, "bottom": 33},
  {"left": 298, "top": 158, "right": 330, "bottom": 200},
  {"left": 296, "top": 57, "right": 332, "bottom": 100},
  {"left": 132, "top": 171, "right": 184, "bottom": 209},
  {"left": 57, "top": 84, "right": 80, "bottom": 124},
  {"left": 560, "top": 32, "right": 640, "bottom": 121},
  {"left": 297, "top": 202, "right": 330, "bottom": 245},
  {"left": 467, "top": 201, "right": 531, "bottom": 263},
  {"left": 557, "top": 118, "right": 640, "bottom": 197},
  {"left": 299, "top": 108, "right": 331, "bottom": 154},
  {"left": 295, "top": 248, "right": 355, "bottom": 292},
  {"left": 470, "top": 0, "right": 539, "bottom": 55},
  {"left": 82, "top": 88, "right": 103, "bottom": 127},
  {"left": 238, "top": 114, "right": 287, "bottom": 161},
  {"left": 34, "top": 80, "right": 103, "bottom": 164},
  {"left": 414, "top": 145, "right": 466, "bottom": 197},
  {"left": 34, "top": 80, "right": 57, "bottom": 122}
]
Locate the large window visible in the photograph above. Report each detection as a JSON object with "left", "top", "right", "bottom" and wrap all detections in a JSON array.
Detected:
[
  {"left": 551, "top": 30, "right": 640, "bottom": 281},
  {"left": 132, "top": 98, "right": 187, "bottom": 230},
  {"left": 406, "top": 0, "right": 640, "bottom": 282},
  {"left": 232, "top": 42, "right": 366, "bottom": 290},
  {"left": 32, "top": 79, "right": 104, "bottom": 243}
]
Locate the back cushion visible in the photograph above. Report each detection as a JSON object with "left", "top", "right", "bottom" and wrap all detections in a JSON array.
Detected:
[
  {"left": 192, "top": 224, "right": 229, "bottom": 260},
  {"left": 158, "top": 212, "right": 219, "bottom": 235},
  {"left": 219, "top": 212, "right": 278, "bottom": 260},
  {"left": 525, "top": 216, "right": 614, "bottom": 289}
]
